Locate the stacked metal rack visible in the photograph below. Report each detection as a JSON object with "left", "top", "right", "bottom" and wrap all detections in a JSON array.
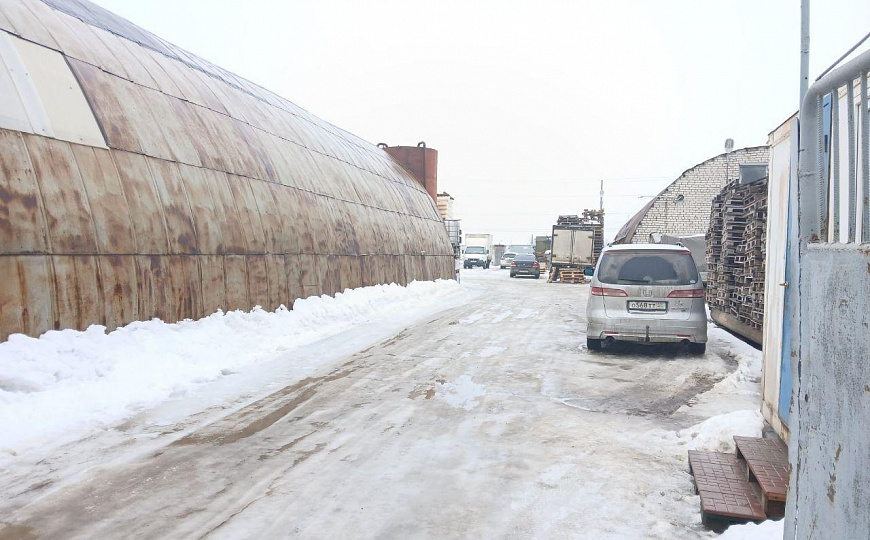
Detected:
[{"left": 705, "top": 173, "right": 768, "bottom": 344}]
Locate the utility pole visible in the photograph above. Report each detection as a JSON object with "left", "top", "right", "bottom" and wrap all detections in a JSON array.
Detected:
[
  {"left": 800, "top": 0, "right": 810, "bottom": 105},
  {"left": 599, "top": 180, "right": 604, "bottom": 211}
]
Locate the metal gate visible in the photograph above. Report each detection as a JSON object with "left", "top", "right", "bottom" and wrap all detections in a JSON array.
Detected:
[{"left": 785, "top": 48, "right": 870, "bottom": 539}]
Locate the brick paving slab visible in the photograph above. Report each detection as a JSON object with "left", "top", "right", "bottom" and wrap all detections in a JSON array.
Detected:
[{"left": 688, "top": 450, "right": 766, "bottom": 522}]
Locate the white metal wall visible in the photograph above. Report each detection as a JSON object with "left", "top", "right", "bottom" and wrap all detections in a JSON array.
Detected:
[{"left": 761, "top": 115, "right": 795, "bottom": 442}]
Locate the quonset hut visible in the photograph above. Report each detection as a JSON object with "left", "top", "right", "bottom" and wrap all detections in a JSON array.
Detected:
[{"left": 0, "top": 0, "right": 453, "bottom": 341}]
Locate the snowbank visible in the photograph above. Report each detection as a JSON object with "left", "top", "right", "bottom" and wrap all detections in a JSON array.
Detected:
[
  {"left": 0, "top": 280, "right": 460, "bottom": 458},
  {"left": 678, "top": 409, "right": 765, "bottom": 453},
  {"left": 717, "top": 519, "right": 784, "bottom": 539}
]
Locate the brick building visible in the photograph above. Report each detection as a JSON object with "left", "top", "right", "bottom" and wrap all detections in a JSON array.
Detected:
[{"left": 614, "top": 146, "right": 769, "bottom": 244}]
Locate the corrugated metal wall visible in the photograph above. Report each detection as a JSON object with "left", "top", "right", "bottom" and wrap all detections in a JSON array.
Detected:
[{"left": 0, "top": 0, "right": 453, "bottom": 341}]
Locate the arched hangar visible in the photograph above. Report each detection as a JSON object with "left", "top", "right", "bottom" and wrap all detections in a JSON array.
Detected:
[{"left": 0, "top": 0, "right": 454, "bottom": 341}]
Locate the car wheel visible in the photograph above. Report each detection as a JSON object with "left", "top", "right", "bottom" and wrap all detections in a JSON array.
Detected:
[
  {"left": 688, "top": 342, "right": 706, "bottom": 355},
  {"left": 587, "top": 338, "right": 602, "bottom": 351},
  {"left": 534, "top": 274, "right": 540, "bottom": 279},
  {"left": 509, "top": 273, "right": 515, "bottom": 278}
]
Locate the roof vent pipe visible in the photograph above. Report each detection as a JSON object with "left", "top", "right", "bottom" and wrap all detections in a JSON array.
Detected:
[{"left": 377, "top": 142, "right": 388, "bottom": 148}]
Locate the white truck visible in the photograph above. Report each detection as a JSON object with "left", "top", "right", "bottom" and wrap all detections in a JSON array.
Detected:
[
  {"left": 551, "top": 226, "right": 595, "bottom": 270},
  {"left": 463, "top": 234, "right": 493, "bottom": 269}
]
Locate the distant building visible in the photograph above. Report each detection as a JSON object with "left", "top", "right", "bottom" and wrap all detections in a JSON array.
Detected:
[
  {"left": 437, "top": 192, "right": 455, "bottom": 220},
  {"left": 614, "top": 146, "right": 769, "bottom": 244}
]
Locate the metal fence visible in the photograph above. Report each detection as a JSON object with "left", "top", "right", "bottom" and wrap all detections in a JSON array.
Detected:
[{"left": 786, "top": 47, "right": 870, "bottom": 539}]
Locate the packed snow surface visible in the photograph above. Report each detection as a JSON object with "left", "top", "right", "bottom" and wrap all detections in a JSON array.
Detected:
[
  {"left": 678, "top": 409, "right": 765, "bottom": 453},
  {"left": 715, "top": 519, "right": 785, "bottom": 539},
  {"left": 0, "top": 280, "right": 461, "bottom": 458}
]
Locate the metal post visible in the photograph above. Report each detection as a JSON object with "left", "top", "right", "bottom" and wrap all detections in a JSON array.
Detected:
[{"left": 800, "top": 0, "right": 810, "bottom": 105}]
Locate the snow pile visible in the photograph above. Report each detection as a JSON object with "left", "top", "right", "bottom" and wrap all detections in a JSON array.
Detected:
[
  {"left": 678, "top": 409, "right": 765, "bottom": 453},
  {"left": 0, "top": 280, "right": 460, "bottom": 457},
  {"left": 708, "top": 326, "right": 763, "bottom": 389},
  {"left": 717, "top": 519, "right": 784, "bottom": 539}
]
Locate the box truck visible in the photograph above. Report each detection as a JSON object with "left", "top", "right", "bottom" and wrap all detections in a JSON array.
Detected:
[{"left": 464, "top": 234, "right": 493, "bottom": 268}]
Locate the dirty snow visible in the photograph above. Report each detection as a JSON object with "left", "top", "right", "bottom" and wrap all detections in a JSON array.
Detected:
[
  {"left": 0, "top": 269, "right": 780, "bottom": 539},
  {"left": 0, "top": 280, "right": 462, "bottom": 459},
  {"left": 678, "top": 409, "right": 765, "bottom": 453},
  {"left": 440, "top": 372, "right": 486, "bottom": 410}
]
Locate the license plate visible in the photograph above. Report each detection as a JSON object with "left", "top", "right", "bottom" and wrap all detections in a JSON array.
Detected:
[{"left": 628, "top": 301, "right": 667, "bottom": 311}]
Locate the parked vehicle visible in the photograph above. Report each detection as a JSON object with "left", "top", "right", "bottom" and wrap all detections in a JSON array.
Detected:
[
  {"left": 551, "top": 226, "right": 595, "bottom": 270},
  {"left": 509, "top": 254, "right": 541, "bottom": 278},
  {"left": 506, "top": 244, "right": 535, "bottom": 255},
  {"left": 499, "top": 252, "right": 517, "bottom": 269},
  {"left": 464, "top": 234, "right": 493, "bottom": 269},
  {"left": 585, "top": 244, "right": 707, "bottom": 354}
]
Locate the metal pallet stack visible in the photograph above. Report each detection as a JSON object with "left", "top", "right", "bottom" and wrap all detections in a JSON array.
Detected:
[{"left": 705, "top": 177, "right": 768, "bottom": 343}]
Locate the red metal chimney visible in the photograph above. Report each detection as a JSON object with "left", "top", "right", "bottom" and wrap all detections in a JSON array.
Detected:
[{"left": 380, "top": 142, "right": 438, "bottom": 202}]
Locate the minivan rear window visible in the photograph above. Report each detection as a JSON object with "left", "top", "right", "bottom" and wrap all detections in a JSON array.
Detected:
[{"left": 596, "top": 251, "right": 699, "bottom": 285}]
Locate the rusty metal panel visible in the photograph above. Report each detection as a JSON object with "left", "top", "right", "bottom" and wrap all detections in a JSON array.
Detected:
[
  {"left": 52, "top": 254, "right": 100, "bottom": 329},
  {"left": 198, "top": 72, "right": 252, "bottom": 125},
  {"left": 0, "top": 0, "right": 59, "bottom": 49},
  {"left": 139, "top": 89, "right": 201, "bottom": 166},
  {"left": 50, "top": 254, "right": 76, "bottom": 329},
  {"left": 70, "top": 145, "right": 135, "bottom": 253},
  {"left": 223, "top": 254, "right": 249, "bottom": 310},
  {"left": 175, "top": 163, "right": 220, "bottom": 255},
  {"left": 144, "top": 48, "right": 210, "bottom": 108},
  {"left": 112, "top": 150, "right": 169, "bottom": 254},
  {"left": 246, "top": 255, "right": 268, "bottom": 308},
  {"left": 97, "top": 254, "right": 135, "bottom": 331},
  {"left": 89, "top": 26, "right": 157, "bottom": 89},
  {"left": 145, "top": 158, "right": 197, "bottom": 254},
  {"left": 204, "top": 169, "right": 247, "bottom": 253},
  {"left": 283, "top": 253, "right": 303, "bottom": 305},
  {"left": 323, "top": 255, "right": 339, "bottom": 296},
  {"left": 33, "top": 3, "right": 128, "bottom": 78},
  {"left": 167, "top": 98, "right": 224, "bottom": 172},
  {"left": 0, "top": 129, "right": 48, "bottom": 253},
  {"left": 247, "top": 179, "right": 288, "bottom": 254},
  {"left": 199, "top": 255, "right": 225, "bottom": 315},
  {"left": 265, "top": 253, "right": 286, "bottom": 310},
  {"left": 166, "top": 255, "right": 199, "bottom": 323},
  {"left": 0, "top": 255, "right": 49, "bottom": 339},
  {"left": 67, "top": 59, "right": 142, "bottom": 154},
  {"left": 191, "top": 106, "right": 247, "bottom": 176},
  {"left": 24, "top": 134, "right": 97, "bottom": 253},
  {"left": 116, "top": 35, "right": 181, "bottom": 97},
  {"left": 226, "top": 174, "right": 266, "bottom": 253},
  {"left": 135, "top": 254, "right": 170, "bottom": 321}
]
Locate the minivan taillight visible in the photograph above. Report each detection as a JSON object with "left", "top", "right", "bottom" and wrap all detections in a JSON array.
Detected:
[
  {"left": 511, "top": 262, "right": 517, "bottom": 266},
  {"left": 666, "top": 289, "right": 705, "bottom": 298},
  {"left": 591, "top": 287, "right": 628, "bottom": 297}
]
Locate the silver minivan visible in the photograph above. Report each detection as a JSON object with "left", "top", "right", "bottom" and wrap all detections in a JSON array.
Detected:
[{"left": 585, "top": 244, "right": 707, "bottom": 354}]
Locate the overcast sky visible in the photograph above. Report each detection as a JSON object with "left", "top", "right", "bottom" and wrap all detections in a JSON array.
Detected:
[{"left": 94, "top": 0, "right": 870, "bottom": 243}]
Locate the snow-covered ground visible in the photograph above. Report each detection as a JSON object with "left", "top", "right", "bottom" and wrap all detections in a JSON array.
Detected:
[
  {"left": 0, "top": 269, "right": 783, "bottom": 539},
  {"left": 0, "top": 280, "right": 463, "bottom": 461}
]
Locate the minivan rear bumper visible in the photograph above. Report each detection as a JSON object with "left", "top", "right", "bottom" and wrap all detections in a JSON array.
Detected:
[{"left": 586, "top": 316, "right": 707, "bottom": 344}]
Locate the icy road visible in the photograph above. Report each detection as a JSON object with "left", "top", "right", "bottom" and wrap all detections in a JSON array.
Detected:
[{"left": 0, "top": 270, "right": 765, "bottom": 540}]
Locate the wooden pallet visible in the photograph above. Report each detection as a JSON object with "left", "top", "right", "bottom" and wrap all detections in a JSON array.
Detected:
[{"left": 548, "top": 268, "right": 587, "bottom": 284}]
